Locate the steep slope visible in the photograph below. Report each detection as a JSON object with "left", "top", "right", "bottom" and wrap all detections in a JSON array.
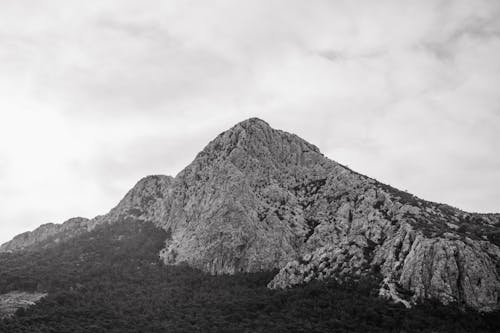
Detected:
[
  {"left": 159, "top": 118, "right": 330, "bottom": 273},
  {"left": 92, "top": 174, "right": 173, "bottom": 227},
  {"left": 158, "top": 118, "right": 500, "bottom": 311}
]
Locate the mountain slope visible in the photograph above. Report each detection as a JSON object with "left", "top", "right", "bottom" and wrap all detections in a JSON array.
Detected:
[
  {"left": 0, "top": 175, "right": 173, "bottom": 253},
  {"left": 92, "top": 174, "right": 174, "bottom": 227},
  {"left": 2, "top": 118, "right": 499, "bottom": 311},
  {"left": 3, "top": 219, "right": 499, "bottom": 332},
  {"left": 0, "top": 217, "right": 91, "bottom": 253},
  {"left": 157, "top": 118, "right": 500, "bottom": 311}
]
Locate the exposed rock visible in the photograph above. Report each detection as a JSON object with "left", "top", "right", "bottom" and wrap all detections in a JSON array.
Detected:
[
  {"left": 156, "top": 118, "right": 500, "bottom": 311},
  {"left": 397, "top": 236, "right": 500, "bottom": 311},
  {"left": 160, "top": 118, "right": 316, "bottom": 273},
  {"left": 379, "top": 277, "right": 411, "bottom": 309},
  {"left": 0, "top": 217, "right": 90, "bottom": 253},
  {"left": 0, "top": 291, "right": 47, "bottom": 318},
  {"left": 92, "top": 175, "right": 174, "bottom": 228},
  {"left": 2, "top": 118, "right": 499, "bottom": 311}
]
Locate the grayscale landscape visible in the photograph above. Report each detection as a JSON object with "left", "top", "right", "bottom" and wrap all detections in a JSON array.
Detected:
[{"left": 1, "top": 1, "right": 499, "bottom": 332}]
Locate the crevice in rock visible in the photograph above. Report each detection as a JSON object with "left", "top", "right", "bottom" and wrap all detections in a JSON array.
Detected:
[
  {"left": 454, "top": 247, "right": 465, "bottom": 305},
  {"left": 304, "top": 218, "right": 320, "bottom": 243}
]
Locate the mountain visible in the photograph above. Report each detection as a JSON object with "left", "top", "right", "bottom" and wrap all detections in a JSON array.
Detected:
[
  {"left": 0, "top": 175, "right": 173, "bottom": 253},
  {"left": 2, "top": 118, "right": 499, "bottom": 312},
  {"left": 93, "top": 174, "right": 173, "bottom": 227},
  {"left": 0, "top": 217, "right": 91, "bottom": 253}
]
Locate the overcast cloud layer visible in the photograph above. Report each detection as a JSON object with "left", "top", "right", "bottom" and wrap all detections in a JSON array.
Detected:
[{"left": 1, "top": 0, "right": 499, "bottom": 243}]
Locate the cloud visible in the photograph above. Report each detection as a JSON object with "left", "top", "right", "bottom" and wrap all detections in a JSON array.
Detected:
[{"left": 1, "top": 0, "right": 500, "bottom": 243}]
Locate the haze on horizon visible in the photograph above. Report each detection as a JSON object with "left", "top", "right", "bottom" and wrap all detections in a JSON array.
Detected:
[{"left": 1, "top": 0, "right": 499, "bottom": 244}]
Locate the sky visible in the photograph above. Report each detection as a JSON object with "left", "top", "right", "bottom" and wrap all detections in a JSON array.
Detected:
[{"left": 1, "top": 0, "right": 499, "bottom": 243}]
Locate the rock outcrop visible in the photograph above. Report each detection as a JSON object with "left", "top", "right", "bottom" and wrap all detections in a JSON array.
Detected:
[
  {"left": 0, "top": 217, "right": 90, "bottom": 253},
  {"left": 159, "top": 118, "right": 327, "bottom": 273},
  {"left": 2, "top": 118, "right": 499, "bottom": 311},
  {"left": 157, "top": 118, "right": 500, "bottom": 311},
  {"left": 92, "top": 175, "right": 173, "bottom": 228},
  {"left": 0, "top": 291, "right": 47, "bottom": 318}
]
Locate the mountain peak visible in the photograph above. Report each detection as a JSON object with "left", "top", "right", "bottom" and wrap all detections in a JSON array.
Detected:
[
  {"left": 201, "top": 117, "right": 321, "bottom": 163},
  {"left": 96, "top": 174, "right": 173, "bottom": 227},
  {"left": 236, "top": 117, "right": 271, "bottom": 129},
  {"left": 216, "top": 117, "right": 274, "bottom": 146}
]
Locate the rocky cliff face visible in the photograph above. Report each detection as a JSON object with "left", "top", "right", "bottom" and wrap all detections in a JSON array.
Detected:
[
  {"left": 92, "top": 175, "right": 173, "bottom": 228},
  {"left": 157, "top": 118, "right": 500, "bottom": 311},
  {"left": 2, "top": 118, "right": 499, "bottom": 311},
  {"left": 159, "top": 118, "right": 330, "bottom": 273}
]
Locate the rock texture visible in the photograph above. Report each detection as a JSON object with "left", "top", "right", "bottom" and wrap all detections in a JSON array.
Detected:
[
  {"left": 0, "top": 217, "right": 90, "bottom": 253},
  {"left": 159, "top": 118, "right": 329, "bottom": 273},
  {"left": 0, "top": 291, "right": 47, "bottom": 318},
  {"left": 2, "top": 118, "right": 499, "bottom": 311},
  {"left": 92, "top": 175, "right": 173, "bottom": 228},
  {"left": 159, "top": 118, "right": 500, "bottom": 311}
]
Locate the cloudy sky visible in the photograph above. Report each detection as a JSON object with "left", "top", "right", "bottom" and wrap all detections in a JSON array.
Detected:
[{"left": 1, "top": 0, "right": 499, "bottom": 243}]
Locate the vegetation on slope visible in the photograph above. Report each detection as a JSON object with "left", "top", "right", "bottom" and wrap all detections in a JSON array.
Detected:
[{"left": 0, "top": 220, "right": 499, "bottom": 333}]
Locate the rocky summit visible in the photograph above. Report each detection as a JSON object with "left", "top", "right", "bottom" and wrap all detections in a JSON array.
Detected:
[{"left": 2, "top": 118, "right": 499, "bottom": 311}]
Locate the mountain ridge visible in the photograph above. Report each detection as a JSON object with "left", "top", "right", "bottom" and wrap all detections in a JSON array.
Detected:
[{"left": 2, "top": 118, "right": 499, "bottom": 311}]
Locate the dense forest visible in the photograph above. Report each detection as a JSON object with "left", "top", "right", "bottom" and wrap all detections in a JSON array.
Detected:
[{"left": 0, "top": 220, "right": 499, "bottom": 333}]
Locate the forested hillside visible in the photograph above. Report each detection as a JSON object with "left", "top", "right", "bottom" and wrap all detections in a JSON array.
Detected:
[{"left": 0, "top": 219, "right": 499, "bottom": 332}]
